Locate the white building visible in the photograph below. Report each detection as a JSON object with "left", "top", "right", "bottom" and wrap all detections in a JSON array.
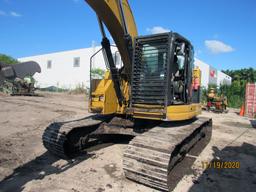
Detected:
[
  {"left": 19, "top": 47, "right": 109, "bottom": 89},
  {"left": 217, "top": 70, "right": 232, "bottom": 86},
  {"left": 194, "top": 58, "right": 232, "bottom": 88},
  {"left": 18, "top": 47, "right": 232, "bottom": 89}
]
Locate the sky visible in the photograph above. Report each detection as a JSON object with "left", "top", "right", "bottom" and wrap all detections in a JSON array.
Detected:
[{"left": 0, "top": 0, "right": 256, "bottom": 70}]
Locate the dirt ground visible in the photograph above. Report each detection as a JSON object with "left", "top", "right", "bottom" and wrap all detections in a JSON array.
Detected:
[{"left": 0, "top": 92, "right": 256, "bottom": 192}]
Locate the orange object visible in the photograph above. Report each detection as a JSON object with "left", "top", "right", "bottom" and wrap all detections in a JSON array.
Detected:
[{"left": 239, "top": 104, "right": 245, "bottom": 116}]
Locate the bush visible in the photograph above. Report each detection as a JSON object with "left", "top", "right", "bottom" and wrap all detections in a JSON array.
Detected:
[
  {"left": 68, "top": 83, "right": 88, "bottom": 95},
  {"left": 200, "top": 86, "right": 208, "bottom": 104},
  {"left": 39, "top": 86, "right": 68, "bottom": 92},
  {"left": 91, "top": 68, "right": 105, "bottom": 79},
  {"left": 220, "top": 68, "right": 256, "bottom": 108},
  {"left": 219, "top": 83, "right": 245, "bottom": 108}
]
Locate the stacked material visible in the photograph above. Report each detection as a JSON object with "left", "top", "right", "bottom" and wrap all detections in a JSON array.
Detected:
[{"left": 245, "top": 83, "right": 256, "bottom": 118}]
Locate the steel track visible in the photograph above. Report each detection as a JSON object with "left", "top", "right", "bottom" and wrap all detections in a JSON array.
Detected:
[
  {"left": 42, "top": 115, "right": 109, "bottom": 159},
  {"left": 123, "top": 117, "right": 212, "bottom": 191}
]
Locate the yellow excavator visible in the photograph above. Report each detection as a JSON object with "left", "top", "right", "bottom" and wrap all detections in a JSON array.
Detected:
[{"left": 43, "top": 1, "right": 212, "bottom": 191}]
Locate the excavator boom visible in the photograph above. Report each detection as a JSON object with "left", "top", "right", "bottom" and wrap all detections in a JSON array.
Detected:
[{"left": 85, "top": 0, "right": 138, "bottom": 75}]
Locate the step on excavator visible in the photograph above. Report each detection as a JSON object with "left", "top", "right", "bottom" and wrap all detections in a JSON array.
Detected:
[{"left": 42, "top": 1, "right": 212, "bottom": 191}]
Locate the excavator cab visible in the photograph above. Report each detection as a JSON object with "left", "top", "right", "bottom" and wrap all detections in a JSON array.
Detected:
[
  {"left": 89, "top": 32, "right": 201, "bottom": 121},
  {"left": 131, "top": 32, "right": 200, "bottom": 120}
]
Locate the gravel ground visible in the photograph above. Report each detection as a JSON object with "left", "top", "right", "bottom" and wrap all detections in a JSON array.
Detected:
[{"left": 0, "top": 92, "right": 256, "bottom": 192}]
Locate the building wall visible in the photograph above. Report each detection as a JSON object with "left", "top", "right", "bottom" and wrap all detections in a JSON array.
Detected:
[
  {"left": 194, "top": 58, "right": 232, "bottom": 88},
  {"left": 208, "top": 66, "right": 218, "bottom": 85},
  {"left": 19, "top": 47, "right": 232, "bottom": 89},
  {"left": 217, "top": 70, "right": 232, "bottom": 86},
  {"left": 19, "top": 47, "right": 108, "bottom": 89}
]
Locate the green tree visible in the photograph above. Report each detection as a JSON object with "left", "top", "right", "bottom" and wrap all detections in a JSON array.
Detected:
[
  {"left": 222, "top": 68, "right": 256, "bottom": 83},
  {"left": 218, "top": 68, "right": 256, "bottom": 108},
  {"left": 0, "top": 54, "right": 18, "bottom": 65},
  {"left": 91, "top": 68, "right": 105, "bottom": 79}
]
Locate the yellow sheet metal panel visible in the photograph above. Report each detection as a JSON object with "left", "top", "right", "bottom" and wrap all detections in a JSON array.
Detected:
[
  {"left": 90, "top": 70, "right": 118, "bottom": 114},
  {"left": 85, "top": 0, "right": 138, "bottom": 74},
  {"left": 166, "top": 104, "right": 201, "bottom": 121},
  {"left": 90, "top": 70, "right": 130, "bottom": 115},
  {"left": 103, "top": 80, "right": 118, "bottom": 114}
]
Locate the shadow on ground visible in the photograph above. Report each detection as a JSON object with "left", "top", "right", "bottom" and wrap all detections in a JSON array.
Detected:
[
  {"left": 0, "top": 135, "right": 132, "bottom": 192},
  {"left": 167, "top": 120, "right": 212, "bottom": 192},
  {"left": 0, "top": 151, "right": 90, "bottom": 192},
  {"left": 188, "top": 142, "right": 256, "bottom": 192}
]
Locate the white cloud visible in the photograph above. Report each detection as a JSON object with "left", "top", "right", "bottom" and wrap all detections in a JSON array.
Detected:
[
  {"left": 146, "top": 26, "right": 170, "bottom": 34},
  {"left": 205, "top": 40, "right": 234, "bottom": 54},
  {"left": 0, "top": 10, "right": 6, "bottom": 16},
  {"left": 10, "top": 11, "right": 22, "bottom": 17}
]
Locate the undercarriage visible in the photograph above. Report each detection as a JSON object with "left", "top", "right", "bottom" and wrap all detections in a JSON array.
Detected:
[{"left": 42, "top": 115, "right": 212, "bottom": 191}]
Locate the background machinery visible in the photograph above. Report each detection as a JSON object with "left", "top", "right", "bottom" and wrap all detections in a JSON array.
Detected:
[
  {"left": 0, "top": 61, "right": 41, "bottom": 96},
  {"left": 42, "top": 1, "right": 212, "bottom": 191},
  {"left": 206, "top": 88, "right": 228, "bottom": 113}
]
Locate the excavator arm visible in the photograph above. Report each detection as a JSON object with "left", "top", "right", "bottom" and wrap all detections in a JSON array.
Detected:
[{"left": 85, "top": 0, "right": 138, "bottom": 75}]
